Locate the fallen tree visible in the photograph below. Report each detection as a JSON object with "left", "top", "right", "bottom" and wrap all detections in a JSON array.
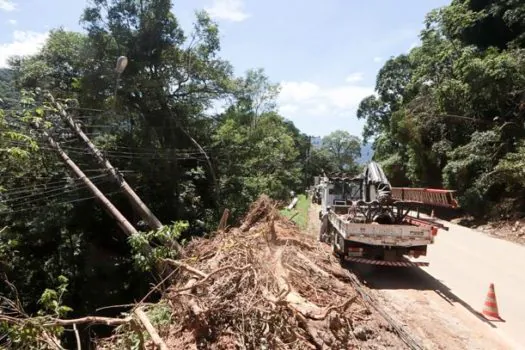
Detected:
[
  {"left": 2, "top": 195, "right": 407, "bottom": 349},
  {"left": 100, "top": 195, "right": 406, "bottom": 349}
]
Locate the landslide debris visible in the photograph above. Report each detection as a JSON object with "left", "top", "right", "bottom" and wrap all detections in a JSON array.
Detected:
[{"left": 99, "top": 195, "right": 407, "bottom": 349}]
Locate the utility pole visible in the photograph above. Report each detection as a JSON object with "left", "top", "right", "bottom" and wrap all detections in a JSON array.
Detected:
[
  {"left": 48, "top": 97, "right": 183, "bottom": 254},
  {"left": 50, "top": 96, "right": 163, "bottom": 230},
  {"left": 38, "top": 125, "right": 138, "bottom": 237},
  {"left": 305, "top": 136, "right": 312, "bottom": 189}
]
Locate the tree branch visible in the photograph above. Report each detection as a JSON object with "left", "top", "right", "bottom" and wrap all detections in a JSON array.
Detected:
[{"left": 134, "top": 308, "right": 168, "bottom": 350}]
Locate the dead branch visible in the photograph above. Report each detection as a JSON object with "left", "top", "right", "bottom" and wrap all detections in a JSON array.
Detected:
[
  {"left": 73, "top": 324, "right": 81, "bottom": 350},
  {"left": 169, "top": 264, "right": 252, "bottom": 294},
  {"left": 43, "top": 316, "right": 132, "bottom": 327},
  {"left": 134, "top": 308, "right": 168, "bottom": 350},
  {"left": 293, "top": 311, "right": 323, "bottom": 349},
  {"left": 94, "top": 195, "right": 411, "bottom": 349},
  {"left": 41, "top": 331, "right": 64, "bottom": 350},
  {"left": 163, "top": 259, "right": 207, "bottom": 278},
  {"left": 308, "top": 296, "right": 357, "bottom": 320},
  {"left": 134, "top": 268, "right": 180, "bottom": 311},
  {"left": 217, "top": 208, "right": 230, "bottom": 231},
  {"left": 276, "top": 237, "right": 314, "bottom": 250},
  {"left": 295, "top": 253, "right": 330, "bottom": 278}
]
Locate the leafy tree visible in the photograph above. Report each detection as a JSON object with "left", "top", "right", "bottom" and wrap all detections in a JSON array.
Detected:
[
  {"left": 212, "top": 69, "right": 305, "bottom": 219},
  {"left": 0, "top": 3, "right": 317, "bottom": 348},
  {"left": 321, "top": 130, "right": 361, "bottom": 173},
  {"left": 231, "top": 68, "right": 280, "bottom": 126},
  {"left": 357, "top": 0, "right": 525, "bottom": 215},
  {"left": 0, "top": 68, "right": 19, "bottom": 108}
]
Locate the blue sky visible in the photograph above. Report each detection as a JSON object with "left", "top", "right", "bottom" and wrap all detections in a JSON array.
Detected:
[{"left": 0, "top": 0, "right": 450, "bottom": 137}]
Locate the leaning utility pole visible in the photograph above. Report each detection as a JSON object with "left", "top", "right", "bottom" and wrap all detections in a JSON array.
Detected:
[
  {"left": 38, "top": 125, "right": 138, "bottom": 237},
  {"left": 48, "top": 96, "right": 183, "bottom": 254},
  {"left": 51, "top": 96, "right": 163, "bottom": 230}
]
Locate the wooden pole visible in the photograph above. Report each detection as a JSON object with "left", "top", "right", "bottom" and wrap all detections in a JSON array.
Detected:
[
  {"left": 42, "top": 128, "right": 138, "bottom": 237},
  {"left": 52, "top": 97, "right": 163, "bottom": 230}
]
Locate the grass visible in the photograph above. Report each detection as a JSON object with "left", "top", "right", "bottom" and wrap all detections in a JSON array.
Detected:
[{"left": 280, "top": 194, "right": 310, "bottom": 230}]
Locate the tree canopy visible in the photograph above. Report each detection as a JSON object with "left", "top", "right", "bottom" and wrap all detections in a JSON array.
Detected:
[
  {"left": 357, "top": 0, "right": 525, "bottom": 217},
  {"left": 0, "top": 2, "right": 321, "bottom": 347},
  {"left": 321, "top": 130, "right": 361, "bottom": 174}
]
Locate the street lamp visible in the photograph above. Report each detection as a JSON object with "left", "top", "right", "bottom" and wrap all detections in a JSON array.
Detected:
[
  {"left": 113, "top": 56, "right": 128, "bottom": 111},
  {"left": 115, "top": 56, "right": 128, "bottom": 74}
]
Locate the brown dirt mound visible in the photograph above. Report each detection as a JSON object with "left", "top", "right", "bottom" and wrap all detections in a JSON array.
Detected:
[{"left": 103, "top": 195, "right": 407, "bottom": 349}]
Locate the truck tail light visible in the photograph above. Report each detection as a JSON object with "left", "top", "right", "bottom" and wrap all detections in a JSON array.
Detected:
[{"left": 347, "top": 247, "right": 363, "bottom": 257}]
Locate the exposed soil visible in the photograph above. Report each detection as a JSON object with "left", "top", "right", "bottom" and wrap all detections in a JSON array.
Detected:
[{"left": 98, "top": 195, "right": 408, "bottom": 349}]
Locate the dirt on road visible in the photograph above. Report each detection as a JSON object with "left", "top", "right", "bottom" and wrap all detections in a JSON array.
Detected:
[{"left": 307, "top": 203, "right": 514, "bottom": 350}]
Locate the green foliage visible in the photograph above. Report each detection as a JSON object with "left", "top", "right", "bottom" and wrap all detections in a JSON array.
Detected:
[
  {"left": 321, "top": 130, "right": 361, "bottom": 173},
  {"left": 357, "top": 0, "right": 525, "bottom": 216},
  {"left": 37, "top": 275, "right": 73, "bottom": 318},
  {"left": 101, "top": 302, "right": 173, "bottom": 350},
  {"left": 129, "top": 221, "right": 188, "bottom": 271},
  {"left": 0, "top": 276, "right": 73, "bottom": 349},
  {"left": 213, "top": 110, "right": 304, "bottom": 220},
  {"left": 0, "top": 3, "right": 319, "bottom": 348},
  {"left": 280, "top": 194, "right": 310, "bottom": 229}
]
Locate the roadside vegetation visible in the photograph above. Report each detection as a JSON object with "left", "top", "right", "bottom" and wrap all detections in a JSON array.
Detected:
[
  {"left": 280, "top": 194, "right": 310, "bottom": 229},
  {"left": 357, "top": 0, "right": 525, "bottom": 219}
]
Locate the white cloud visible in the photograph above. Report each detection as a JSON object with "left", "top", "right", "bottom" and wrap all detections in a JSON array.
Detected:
[
  {"left": 205, "top": 0, "right": 249, "bottom": 22},
  {"left": 345, "top": 72, "right": 364, "bottom": 83},
  {"left": 0, "top": 0, "right": 16, "bottom": 12},
  {"left": 278, "top": 79, "right": 374, "bottom": 122},
  {"left": 0, "top": 31, "right": 49, "bottom": 68},
  {"left": 279, "top": 104, "right": 299, "bottom": 114},
  {"left": 7, "top": 19, "right": 17, "bottom": 25},
  {"left": 279, "top": 81, "right": 320, "bottom": 102},
  {"left": 373, "top": 56, "right": 383, "bottom": 63}
]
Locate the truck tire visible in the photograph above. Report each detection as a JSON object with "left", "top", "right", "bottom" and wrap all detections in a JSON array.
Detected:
[
  {"left": 331, "top": 233, "right": 344, "bottom": 261},
  {"left": 319, "top": 217, "right": 328, "bottom": 242}
]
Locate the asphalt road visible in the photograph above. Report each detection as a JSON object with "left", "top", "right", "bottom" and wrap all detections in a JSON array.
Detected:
[{"left": 419, "top": 216, "right": 525, "bottom": 349}]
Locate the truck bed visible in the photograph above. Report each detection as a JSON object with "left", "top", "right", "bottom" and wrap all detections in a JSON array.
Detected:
[{"left": 328, "top": 212, "right": 435, "bottom": 247}]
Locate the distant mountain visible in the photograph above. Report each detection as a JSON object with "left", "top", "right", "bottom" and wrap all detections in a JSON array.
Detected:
[{"left": 356, "top": 143, "right": 374, "bottom": 164}]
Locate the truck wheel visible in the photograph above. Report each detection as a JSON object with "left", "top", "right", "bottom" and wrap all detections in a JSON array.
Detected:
[
  {"left": 331, "top": 233, "right": 344, "bottom": 261},
  {"left": 332, "top": 240, "right": 344, "bottom": 261},
  {"left": 319, "top": 217, "right": 328, "bottom": 242}
]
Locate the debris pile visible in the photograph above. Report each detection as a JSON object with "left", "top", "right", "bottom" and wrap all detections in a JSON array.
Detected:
[{"left": 101, "top": 195, "right": 407, "bottom": 349}]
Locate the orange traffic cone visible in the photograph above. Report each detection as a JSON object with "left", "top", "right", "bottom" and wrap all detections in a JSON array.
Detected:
[{"left": 482, "top": 283, "right": 501, "bottom": 320}]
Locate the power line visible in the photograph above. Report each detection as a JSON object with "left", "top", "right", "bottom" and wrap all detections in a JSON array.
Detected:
[
  {"left": 0, "top": 189, "right": 129, "bottom": 215},
  {"left": 4, "top": 141, "right": 207, "bottom": 161},
  {"left": 0, "top": 173, "right": 109, "bottom": 197},
  {"left": 0, "top": 176, "right": 111, "bottom": 206}
]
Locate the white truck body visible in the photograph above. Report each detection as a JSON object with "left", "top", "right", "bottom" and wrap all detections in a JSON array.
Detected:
[
  {"left": 317, "top": 166, "right": 439, "bottom": 266},
  {"left": 328, "top": 211, "right": 434, "bottom": 248}
]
